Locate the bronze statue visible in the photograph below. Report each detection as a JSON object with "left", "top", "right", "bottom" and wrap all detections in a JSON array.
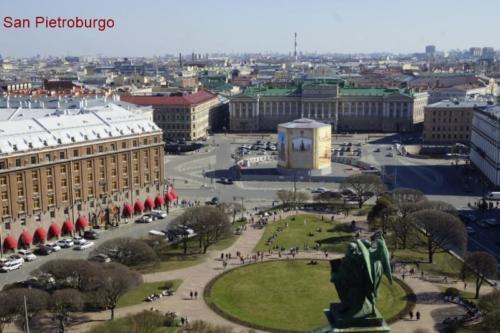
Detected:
[{"left": 330, "top": 232, "right": 392, "bottom": 321}]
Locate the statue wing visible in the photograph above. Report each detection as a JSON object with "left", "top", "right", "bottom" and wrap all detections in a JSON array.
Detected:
[
  {"left": 379, "top": 238, "right": 393, "bottom": 284},
  {"left": 356, "top": 239, "right": 373, "bottom": 284}
]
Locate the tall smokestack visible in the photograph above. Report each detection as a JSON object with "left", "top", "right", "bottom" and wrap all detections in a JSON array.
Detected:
[{"left": 294, "top": 32, "right": 298, "bottom": 62}]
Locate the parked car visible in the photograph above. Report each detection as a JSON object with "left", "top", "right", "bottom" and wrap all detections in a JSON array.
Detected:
[
  {"left": 219, "top": 177, "right": 233, "bottom": 185},
  {"left": 34, "top": 246, "right": 54, "bottom": 256},
  {"left": 206, "top": 197, "right": 219, "bottom": 205},
  {"left": 459, "top": 213, "right": 477, "bottom": 223},
  {"left": 386, "top": 153, "right": 394, "bottom": 157},
  {"left": 74, "top": 241, "right": 94, "bottom": 250},
  {"left": 136, "top": 214, "right": 153, "bottom": 224},
  {"left": 8, "top": 254, "right": 24, "bottom": 266},
  {"left": 311, "top": 187, "right": 328, "bottom": 194},
  {"left": 83, "top": 230, "right": 99, "bottom": 239},
  {"left": 72, "top": 237, "right": 86, "bottom": 245},
  {"left": 18, "top": 249, "right": 37, "bottom": 262},
  {"left": 151, "top": 209, "right": 167, "bottom": 219},
  {"left": 89, "top": 253, "right": 111, "bottom": 263},
  {"left": 46, "top": 242, "right": 62, "bottom": 252},
  {"left": 0, "top": 260, "right": 22, "bottom": 272},
  {"left": 484, "top": 218, "right": 499, "bottom": 227},
  {"left": 57, "top": 238, "right": 74, "bottom": 248}
]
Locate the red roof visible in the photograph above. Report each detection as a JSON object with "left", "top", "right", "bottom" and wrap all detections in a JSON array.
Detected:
[
  {"left": 48, "top": 223, "right": 61, "bottom": 238},
  {"left": 121, "top": 90, "right": 217, "bottom": 107}
]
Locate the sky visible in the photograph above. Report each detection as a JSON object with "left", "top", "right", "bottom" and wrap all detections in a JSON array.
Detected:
[{"left": 0, "top": 0, "right": 499, "bottom": 57}]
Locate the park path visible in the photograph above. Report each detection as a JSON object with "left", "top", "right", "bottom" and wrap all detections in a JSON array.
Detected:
[{"left": 57, "top": 213, "right": 496, "bottom": 332}]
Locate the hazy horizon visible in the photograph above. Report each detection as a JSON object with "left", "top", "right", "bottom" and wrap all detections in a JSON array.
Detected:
[{"left": 0, "top": 0, "right": 499, "bottom": 57}]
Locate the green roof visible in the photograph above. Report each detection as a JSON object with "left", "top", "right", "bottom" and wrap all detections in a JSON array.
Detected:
[
  {"left": 339, "top": 87, "right": 410, "bottom": 97},
  {"left": 242, "top": 86, "right": 300, "bottom": 97}
]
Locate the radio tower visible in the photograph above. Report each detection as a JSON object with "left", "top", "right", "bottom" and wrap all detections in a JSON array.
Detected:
[{"left": 294, "top": 32, "right": 298, "bottom": 62}]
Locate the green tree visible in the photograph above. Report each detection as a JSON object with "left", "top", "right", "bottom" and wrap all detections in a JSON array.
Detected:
[{"left": 367, "top": 194, "right": 396, "bottom": 234}]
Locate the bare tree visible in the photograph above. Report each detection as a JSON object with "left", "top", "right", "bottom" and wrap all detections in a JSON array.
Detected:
[
  {"left": 410, "top": 210, "right": 467, "bottom": 263},
  {"left": 415, "top": 200, "right": 457, "bottom": 215},
  {"left": 0, "top": 291, "right": 17, "bottom": 333},
  {"left": 295, "top": 190, "right": 311, "bottom": 206},
  {"left": 314, "top": 191, "right": 342, "bottom": 203},
  {"left": 187, "top": 206, "right": 232, "bottom": 253},
  {"left": 97, "top": 263, "right": 142, "bottom": 320},
  {"left": 462, "top": 252, "right": 498, "bottom": 299},
  {"left": 51, "top": 289, "right": 84, "bottom": 333},
  {"left": 8, "top": 288, "right": 50, "bottom": 331},
  {"left": 276, "top": 189, "right": 294, "bottom": 205},
  {"left": 217, "top": 202, "right": 244, "bottom": 223},
  {"left": 33, "top": 259, "right": 102, "bottom": 292},
  {"left": 340, "top": 174, "right": 384, "bottom": 208},
  {"left": 92, "top": 238, "right": 158, "bottom": 267}
]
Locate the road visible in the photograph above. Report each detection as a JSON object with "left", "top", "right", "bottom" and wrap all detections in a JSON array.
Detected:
[{"left": 0, "top": 210, "right": 182, "bottom": 288}]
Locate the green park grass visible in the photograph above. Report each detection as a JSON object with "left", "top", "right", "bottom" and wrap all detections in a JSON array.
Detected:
[
  {"left": 205, "top": 260, "right": 408, "bottom": 332},
  {"left": 254, "top": 214, "right": 354, "bottom": 253},
  {"left": 117, "top": 279, "right": 183, "bottom": 308}
]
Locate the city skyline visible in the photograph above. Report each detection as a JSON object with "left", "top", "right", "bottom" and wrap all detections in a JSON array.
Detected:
[{"left": 0, "top": 0, "right": 499, "bottom": 57}]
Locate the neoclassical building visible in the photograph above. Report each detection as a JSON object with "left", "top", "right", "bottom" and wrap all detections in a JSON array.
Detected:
[{"left": 229, "top": 79, "right": 428, "bottom": 133}]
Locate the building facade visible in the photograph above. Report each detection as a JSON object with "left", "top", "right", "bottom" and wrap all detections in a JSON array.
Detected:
[
  {"left": 229, "top": 80, "right": 428, "bottom": 133},
  {"left": 423, "top": 99, "right": 490, "bottom": 145},
  {"left": 0, "top": 105, "right": 165, "bottom": 250},
  {"left": 121, "top": 90, "right": 220, "bottom": 141},
  {"left": 470, "top": 105, "right": 500, "bottom": 186}
]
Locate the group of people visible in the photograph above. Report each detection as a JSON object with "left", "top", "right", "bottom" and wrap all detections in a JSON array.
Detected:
[
  {"left": 408, "top": 310, "right": 421, "bottom": 321},
  {"left": 189, "top": 291, "right": 198, "bottom": 299}
]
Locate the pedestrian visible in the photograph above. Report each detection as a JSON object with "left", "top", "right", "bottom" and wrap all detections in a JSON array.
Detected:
[
  {"left": 194, "top": 291, "right": 198, "bottom": 299},
  {"left": 402, "top": 274, "right": 405, "bottom": 280},
  {"left": 181, "top": 317, "right": 185, "bottom": 326},
  {"left": 409, "top": 311, "right": 413, "bottom": 320},
  {"left": 416, "top": 311, "right": 420, "bottom": 320},
  {"left": 189, "top": 291, "right": 193, "bottom": 299},
  {"left": 221, "top": 253, "right": 224, "bottom": 260},
  {"left": 464, "top": 282, "right": 467, "bottom": 290},
  {"left": 421, "top": 271, "right": 424, "bottom": 279}
]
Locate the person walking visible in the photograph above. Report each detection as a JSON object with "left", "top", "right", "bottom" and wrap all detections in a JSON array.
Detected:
[
  {"left": 416, "top": 311, "right": 420, "bottom": 320},
  {"left": 194, "top": 291, "right": 198, "bottom": 299},
  {"left": 189, "top": 291, "right": 193, "bottom": 299},
  {"left": 409, "top": 311, "right": 413, "bottom": 320}
]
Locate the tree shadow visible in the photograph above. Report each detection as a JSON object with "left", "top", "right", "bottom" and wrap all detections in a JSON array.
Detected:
[{"left": 414, "top": 291, "right": 445, "bottom": 305}]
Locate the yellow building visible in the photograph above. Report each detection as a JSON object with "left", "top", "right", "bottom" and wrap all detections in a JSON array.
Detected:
[{"left": 277, "top": 118, "right": 332, "bottom": 175}]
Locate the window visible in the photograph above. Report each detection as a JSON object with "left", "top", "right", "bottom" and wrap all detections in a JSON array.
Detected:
[
  {"left": 31, "top": 171, "right": 38, "bottom": 179},
  {"left": 60, "top": 152, "right": 65, "bottom": 159},
  {"left": 143, "top": 138, "right": 148, "bottom": 145},
  {"left": 111, "top": 143, "right": 116, "bottom": 151},
  {"left": 2, "top": 206, "right": 10, "bottom": 217},
  {"left": 74, "top": 163, "right": 80, "bottom": 171},
  {"left": 88, "top": 187, "right": 94, "bottom": 196},
  {"left": 99, "top": 158, "right": 105, "bottom": 166},
  {"left": 15, "top": 159, "right": 21, "bottom": 167},
  {"left": 73, "top": 149, "right": 79, "bottom": 157},
  {"left": 0, "top": 177, "right": 5, "bottom": 186},
  {"left": 99, "top": 170, "right": 105, "bottom": 178},
  {"left": 111, "top": 168, "right": 117, "bottom": 176},
  {"left": 61, "top": 178, "right": 67, "bottom": 187},
  {"left": 31, "top": 156, "right": 37, "bottom": 164},
  {"left": 88, "top": 173, "right": 93, "bottom": 181},
  {"left": 122, "top": 154, "right": 127, "bottom": 162},
  {"left": 45, "top": 153, "right": 51, "bottom": 162},
  {"left": 133, "top": 140, "right": 138, "bottom": 147},
  {"left": 87, "top": 147, "right": 92, "bottom": 155},
  {"left": 61, "top": 165, "right": 67, "bottom": 174},
  {"left": 87, "top": 160, "right": 92, "bottom": 168},
  {"left": 18, "top": 201, "right": 25, "bottom": 213},
  {"left": 122, "top": 142, "right": 127, "bottom": 149},
  {"left": 17, "top": 186, "right": 24, "bottom": 196},
  {"left": 47, "top": 181, "right": 53, "bottom": 190},
  {"left": 16, "top": 174, "right": 22, "bottom": 182},
  {"left": 98, "top": 145, "right": 104, "bottom": 153},
  {"left": 0, "top": 161, "right": 5, "bottom": 170},
  {"left": 33, "top": 198, "right": 40, "bottom": 209},
  {"left": 32, "top": 183, "right": 39, "bottom": 193},
  {"left": 1, "top": 191, "right": 7, "bottom": 200},
  {"left": 62, "top": 192, "right": 68, "bottom": 202},
  {"left": 75, "top": 189, "right": 81, "bottom": 199},
  {"left": 75, "top": 175, "right": 80, "bottom": 183},
  {"left": 50, "top": 210, "right": 55, "bottom": 218},
  {"left": 133, "top": 152, "right": 138, "bottom": 160}
]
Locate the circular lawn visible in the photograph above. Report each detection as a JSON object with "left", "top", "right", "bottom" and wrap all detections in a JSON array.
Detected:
[{"left": 205, "top": 260, "right": 408, "bottom": 332}]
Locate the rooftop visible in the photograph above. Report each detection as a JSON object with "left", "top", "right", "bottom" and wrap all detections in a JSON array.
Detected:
[
  {"left": 120, "top": 90, "right": 217, "bottom": 107},
  {"left": 279, "top": 118, "right": 331, "bottom": 129},
  {"left": 427, "top": 98, "right": 492, "bottom": 109},
  {"left": 0, "top": 104, "right": 160, "bottom": 156}
]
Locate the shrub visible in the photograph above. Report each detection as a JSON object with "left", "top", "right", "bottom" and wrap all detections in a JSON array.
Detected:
[
  {"left": 92, "top": 238, "right": 158, "bottom": 267},
  {"left": 443, "top": 287, "right": 460, "bottom": 298},
  {"left": 479, "top": 290, "right": 500, "bottom": 313}
]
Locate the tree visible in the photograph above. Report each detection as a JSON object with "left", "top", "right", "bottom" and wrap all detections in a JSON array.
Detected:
[
  {"left": 295, "top": 190, "right": 311, "bottom": 206},
  {"left": 51, "top": 289, "right": 84, "bottom": 333},
  {"left": 409, "top": 210, "right": 467, "bottom": 263},
  {"left": 276, "top": 189, "right": 294, "bottom": 205},
  {"left": 462, "top": 252, "right": 497, "bottom": 299},
  {"left": 92, "top": 238, "right": 158, "bottom": 267},
  {"left": 389, "top": 188, "right": 426, "bottom": 206},
  {"left": 97, "top": 263, "right": 142, "bottom": 320},
  {"left": 33, "top": 259, "right": 102, "bottom": 292},
  {"left": 314, "top": 191, "right": 342, "bottom": 203},
  {"left": 340, "top": 174, "right": 384, "bottom": 208},
  {"left": 415, "top": 200, "right": 457, "bottom": 215},
  {"left": 367, "top": 194, "right": 396, "bottom": 233},
  {"left": 479, "top": 310, "right": 500, "bottom": 333},
  {"left": 479, "top": 290, "right": 500, "bottom": 313},
  {"left": 0, "top": 291, "right": 17, "bottom": 333},
  {"left": 187, "top": 206, "right": 232, "bottom": 253},
  {"left": 217, "top": 202, "right": 244, "bottom": 223},
  {"left": 8, "top": 288, "right": 50, "bottom": 331}
]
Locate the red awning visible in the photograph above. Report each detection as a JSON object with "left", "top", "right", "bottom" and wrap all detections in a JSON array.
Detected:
[
  {"left": 48, "top": 223, "right": 61, "bottom": 238},
  {"left": 3, "top": 235, "right": 17, "bottom": 250},
  {"left": 76, "top": 216, "right": 89, "bottom": 230},
  {"left": 154, "top": 195, "right": 164, "bottom": 208},
  {"left": 134, "top": 200, "right": 144, "bottom": 214},
  {"left": 165, "top": 192, "right": 174, "bottom": 203},
  {"left": 123, "top": 203, "right": 133, "bottom": 217},
  {"left": 19, "top": 231, "right": 33, "bottom": 246},
  {"left": 144, "top": 197, "right": 154, "bottom": 210},
  {"left": 34, "top": 227, "right": 47, "bottom": 243},
  {"left": 62, "top": 220, "right": 74, "bottom": 234},
  {"left": 170, "top": 188, "right": 178, "bottom": 199}
]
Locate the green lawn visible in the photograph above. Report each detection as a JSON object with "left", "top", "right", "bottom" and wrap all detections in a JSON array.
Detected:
[
  {"left": 117, "top": 280, "right": 183, "bottom": 308},
  {"left": 254, "top": 214, "right": 354, "bottom": 253},
  {"left": 141, "top": 223, "right": 244, "bottom": 273},
  {"left": 86, "top": 310, "right": 179, "bottom": 333},
  {"left": 206, "top": 260, "right": 408, "bottom": 332}
]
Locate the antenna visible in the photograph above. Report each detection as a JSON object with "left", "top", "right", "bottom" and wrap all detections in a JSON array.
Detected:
[{"left": 294, "top": 32, "right": 298, "bottom": 62}]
